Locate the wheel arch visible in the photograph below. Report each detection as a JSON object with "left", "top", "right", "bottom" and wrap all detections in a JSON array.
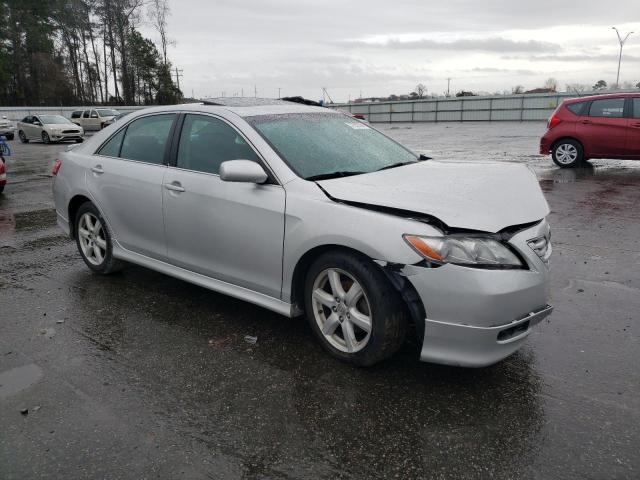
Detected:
[
  {"left": 68, "top": 194, "right": 93, "bottom": 238},
  {"left": 289, "top": 243, "right": 426, "bottom": 341}
]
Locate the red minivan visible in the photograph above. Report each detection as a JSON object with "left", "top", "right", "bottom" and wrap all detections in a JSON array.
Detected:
[{"left": 540, "top": 93, "right": 640, "bottom": 167}]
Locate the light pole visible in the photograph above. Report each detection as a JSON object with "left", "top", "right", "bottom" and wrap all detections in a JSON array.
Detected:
[{"left": 612, "top": 27, "right": 633, "bottom": 89}]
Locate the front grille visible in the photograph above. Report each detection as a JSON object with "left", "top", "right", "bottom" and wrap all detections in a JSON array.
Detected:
[
  {"left": 528, "top": 235, "right": 552, "bottom": 263},
  {"left": 62, "top": 130, "right": 80, "bottom": 134}
]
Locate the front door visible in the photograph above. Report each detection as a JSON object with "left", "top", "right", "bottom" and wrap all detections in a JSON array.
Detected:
[
  {"left": 86, "top": 113, "right": 176, "bottom": 260},
  {"left": 627, "top": 98, "right": 640, "bottom": 158},
  {"left": 577, "top": 97, "right": 627, "bottom": 157},
  {"left": 162, "top": 113, "right": 285, "bottom": 298}
]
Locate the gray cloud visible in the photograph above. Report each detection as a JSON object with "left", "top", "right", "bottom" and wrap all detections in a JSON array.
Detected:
[
  {"left": 503, "top": 53, "right": 640, "bottom": 62},
  {"left": 341, "top": 37, "right": 562, "bottom": 53},
  {"left": 471, "top": 67, "right": 538, "bottom": 75}
]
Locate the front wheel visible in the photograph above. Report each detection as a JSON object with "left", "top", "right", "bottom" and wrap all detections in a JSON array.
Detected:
[
  {"left": 42, "top": 131, "right": 51, "bottom": 144},
  {"left": 552, "top": 139, "right": 583, "bottom": 168},
  {"left": 74, "top": 202, "right": 123, "bottom": 274},
  {"left": 5, "top": 133, "right": 13, "bottom": 141},
  {"left": 304, "top": 251, "right": 408, "bottom": 366},
  {"left": 18, "top": 130, "right": 28, "bottom": 143}
]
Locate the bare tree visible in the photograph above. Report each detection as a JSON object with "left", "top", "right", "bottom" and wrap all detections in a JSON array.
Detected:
[
  {"left": 414, "top": 83, "right": 427, "bottom": 99},
  {"left": 565, "top": 83, "right": 589, "bottom": 93},
  {"left": 544, "top": 77, "right": 558, "bottom": 92},
  {"left": 511, "top": 85, "right": 524, "bottom": 94},
  {"left": 148, "top": 0, "right": 174, "bottom": 65}
]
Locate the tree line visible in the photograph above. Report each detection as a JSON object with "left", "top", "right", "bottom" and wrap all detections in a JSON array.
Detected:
[{"left": 0, "top": 0, "right": 182, "bottom": 106}]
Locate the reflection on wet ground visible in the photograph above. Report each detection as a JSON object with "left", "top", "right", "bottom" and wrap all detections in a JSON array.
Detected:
[{"left": 1, "top": 123, "right": 639, "bottom": 479}]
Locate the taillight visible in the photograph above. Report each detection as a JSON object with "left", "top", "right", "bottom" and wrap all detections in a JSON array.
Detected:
[
  {"left": 52, "top": 159, "right": 62, "bottom": 176},
  {"left": 547, "top": 114, "right": 562, "bottom": 129}
]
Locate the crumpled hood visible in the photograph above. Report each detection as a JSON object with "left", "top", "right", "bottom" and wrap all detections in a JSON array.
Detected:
[{"left": 317, "top": 160, "right": 550, "bottom": 233}]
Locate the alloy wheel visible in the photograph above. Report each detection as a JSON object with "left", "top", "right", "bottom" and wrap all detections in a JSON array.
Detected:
[
  {"left": 311, "top": 268, "right": 372, "bottom": 353},
  {"left": 555, "top": 143, "right": 578, "bottom": 165},
  {"left": 77, "top": 212, "right": 107, "bottom": 266}
]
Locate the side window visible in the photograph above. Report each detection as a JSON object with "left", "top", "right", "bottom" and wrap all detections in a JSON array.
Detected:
[
  {"left": 22, "top": 116, "right": 31, "bottom": 124},
  {"left": 589, "top": 98, "right": 625, "bottom": 118},
  {"left": 566, "top": 102, "right": 587, "bottom": 116},
  {"left": 90, "top": 110, "right": 98, "bottom": 118},
  {"left": 97, "top": 128, "right": 126, "bottom": 157},
  {"left": 120, "top": 114, "right": 175, "bottom": 164},
  {"left": 633, "top": 98, "right": 640, "bottom": 119},
  {"left": 83, "top": 110, "right": 90, "bottom": 118},
  {"left": 176, "top": 114, "right": 260, "bottom": 174},
  {"left": 71, "top": 111, "right": 81, "bottom": 119}
]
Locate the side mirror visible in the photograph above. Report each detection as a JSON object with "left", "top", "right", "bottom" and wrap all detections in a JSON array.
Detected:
[
  {"left": 34, "top": 121, "right": 42, "bottom": 126},
  {"left": 219, "top": 160, "right": 268, "bottom": 184}
]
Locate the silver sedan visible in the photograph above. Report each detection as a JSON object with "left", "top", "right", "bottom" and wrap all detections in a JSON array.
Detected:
[{"left": 52, "top": 100, "right": 552, "bottom": 367}]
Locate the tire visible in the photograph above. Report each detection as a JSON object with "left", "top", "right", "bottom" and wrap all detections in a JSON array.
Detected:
[
  {"left": 552, "top": 139, "right": 583, "bottom": 168},
  {"left": 76, "top": 138, "right": 84, "bottom": 143},
  {"left": 0, "top": 185, "right": 4, "bottom": 194},
  {"left": 304, "top": 250, "right": 408, "bottom": 366},
  {"left": 74, "top": 202, "right": 123, "bottom": 274},
  {"left": 18, "top": 130, "right": 28, "bottom": 143},
  {"left": 42, "top": 131, "right": 50, "bottom": 144},
  {"left": 6, "top": 133, "right": 13, "bottom": 141}
]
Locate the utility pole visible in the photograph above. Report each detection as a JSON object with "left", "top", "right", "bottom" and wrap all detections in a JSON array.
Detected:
[
  {"left": 612, "top": 27, "right": 634, "bottom": 88},
  {"left": 254, "top": 85, "right": 257, "bottom": 98},
  {"left": 446, "top": 78, "right": 451, "bottom": 97},
  {"left": 173, "top": 67, "right": 183, "bottom": 91},
  {"left": 241, "top": 88, "right": 244, "bottom": 97},
  {"left": 278, "top": 87, "right": 281, "bottom": 99}
]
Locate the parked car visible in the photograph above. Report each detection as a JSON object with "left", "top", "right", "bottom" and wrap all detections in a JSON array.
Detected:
[
  {"left": 17, "top": 115, "right": 84, "bottom": 144},
  {"left": 0, "top": 116, "right": 15, "bottom": 140},
  {"left": 52, "top": 102, "right": 553, "bottom": 368},
  {"left": 71, "top": 108, "right": 120, "bottom": 131},
  {"left": 541, "top": 93, "right": 640, "bottom": 167}
]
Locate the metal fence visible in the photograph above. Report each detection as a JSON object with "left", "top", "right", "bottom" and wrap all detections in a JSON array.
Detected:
[
  {"left": 330, "top": 90, "right": 635, "bottom": 123},
  {"left": 0, "top": 105, "right": 147, "bottom": 121}
]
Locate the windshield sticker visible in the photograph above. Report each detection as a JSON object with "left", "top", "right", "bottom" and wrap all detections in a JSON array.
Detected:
[{"left": 345, "top": 122, "right": 371, "bottom": 130}]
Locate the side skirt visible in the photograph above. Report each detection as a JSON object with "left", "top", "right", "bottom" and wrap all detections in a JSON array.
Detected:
[{"left": 112, "top": 240, "right": 295, "bottom": 318}]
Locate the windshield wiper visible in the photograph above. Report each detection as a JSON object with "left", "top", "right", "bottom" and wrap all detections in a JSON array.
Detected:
[
  {"left": 305, "top": 171, "right": 366, "bottom": 181},
  {"left": 376, "top": 161, "right": 416, "bottom": 172}
]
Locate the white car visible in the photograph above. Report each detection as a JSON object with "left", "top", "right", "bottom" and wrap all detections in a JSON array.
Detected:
[
  {"left": 0, "top": 116, "right": 15, "bottom": 140},
  {"left": 17, "top": 115, "right": 84, "bottom": 144},
  {"left": 71, "top": 108, "right": 120, "bottom": 131}
]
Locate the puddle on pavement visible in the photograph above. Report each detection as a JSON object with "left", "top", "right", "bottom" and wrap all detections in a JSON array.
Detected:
[
  {"left": 13, "top": 209, "right": 57, "bottom": 232},
  {"left": 0, "top": 363, "right": 44, "bottom": 399}
]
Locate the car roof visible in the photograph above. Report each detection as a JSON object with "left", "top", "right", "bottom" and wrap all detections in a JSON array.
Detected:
[
  {"left": 125, "top": 98, "right": 334, "bottom": 118},
  {"left": 564, "top": 92, "right": 640, "bottom": 103}
]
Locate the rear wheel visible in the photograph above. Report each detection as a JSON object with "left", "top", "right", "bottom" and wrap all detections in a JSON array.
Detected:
[
  {"left": 304, "top": 251, "right": 408, "bottom": 366},
  {"left": 74, "top": 202, "right": 123, "bottom": 274},
  {"left": 18, "top": 130, "right": 28, "bottom": 143},
  {"left": 552, "top": 139, "right": 583, "bottom": 168}
]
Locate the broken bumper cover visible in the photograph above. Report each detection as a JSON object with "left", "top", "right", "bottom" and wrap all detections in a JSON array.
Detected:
[
  {"left": 420, "top": 305, "right": 553, "bottom": 367},
  {"left": 402, "top": 221, "right": 552, "bottom": 367}
]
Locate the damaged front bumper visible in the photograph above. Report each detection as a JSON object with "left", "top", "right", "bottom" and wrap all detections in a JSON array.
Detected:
[{"left": 393, "top": 221, "right": 553, "bottom": 367}]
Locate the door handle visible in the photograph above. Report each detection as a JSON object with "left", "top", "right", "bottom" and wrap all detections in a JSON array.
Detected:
[
  {"left": 164, "top": 182, "right": 185, "bottom": 193},
  {"left": 630, "top": 122, "right": 640, "bottom": 128},
  {"left": 580, "top": 119, "right": 592, "bottom": 124},
  {"left": 91, "top": 165, "right": 104, "bottom": 174}
]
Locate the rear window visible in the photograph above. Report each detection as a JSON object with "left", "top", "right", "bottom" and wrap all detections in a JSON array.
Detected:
[
  {"left": 589, "top": 98, "right": 625, "bottom": 118},
  {"left": 566, "top": 102, "right": 587, "bottom": 116},
  {"left": 71, "top": 111, "right": 82, "bottom": 119}
]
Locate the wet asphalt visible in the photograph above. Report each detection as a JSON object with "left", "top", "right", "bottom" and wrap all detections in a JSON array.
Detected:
[{"left": 0, "top": 122, "right": 638, "bottom": 479}]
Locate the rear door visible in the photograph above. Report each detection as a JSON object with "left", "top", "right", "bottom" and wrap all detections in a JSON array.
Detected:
[
  {"left": 81, "top": 110, "right": 91, "bottom": 130},
  {"left": 162, "top": 113, "right": 285, "bottom": 298},
  {"left": 86, "top": 113, "right": 177, "bottom": 260},
  {"left": 577, "top": 98, "right": 627, "bottom": 157},
  {"left": 627, "top": 97, "right": 640, "bottom": 158}
]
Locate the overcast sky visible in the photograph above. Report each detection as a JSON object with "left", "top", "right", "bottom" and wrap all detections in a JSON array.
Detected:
[{"left": 141, "top": 0, "right": 640, "bottom": 102}]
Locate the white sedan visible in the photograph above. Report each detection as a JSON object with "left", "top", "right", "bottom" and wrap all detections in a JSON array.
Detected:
[{"left": 17, "top": 115, "right": 84, "bottom": 144}]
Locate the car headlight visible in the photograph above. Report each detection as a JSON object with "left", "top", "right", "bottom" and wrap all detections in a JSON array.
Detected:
[{"left": 403, "top": 234, "right": 524, "bottom": 269}]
